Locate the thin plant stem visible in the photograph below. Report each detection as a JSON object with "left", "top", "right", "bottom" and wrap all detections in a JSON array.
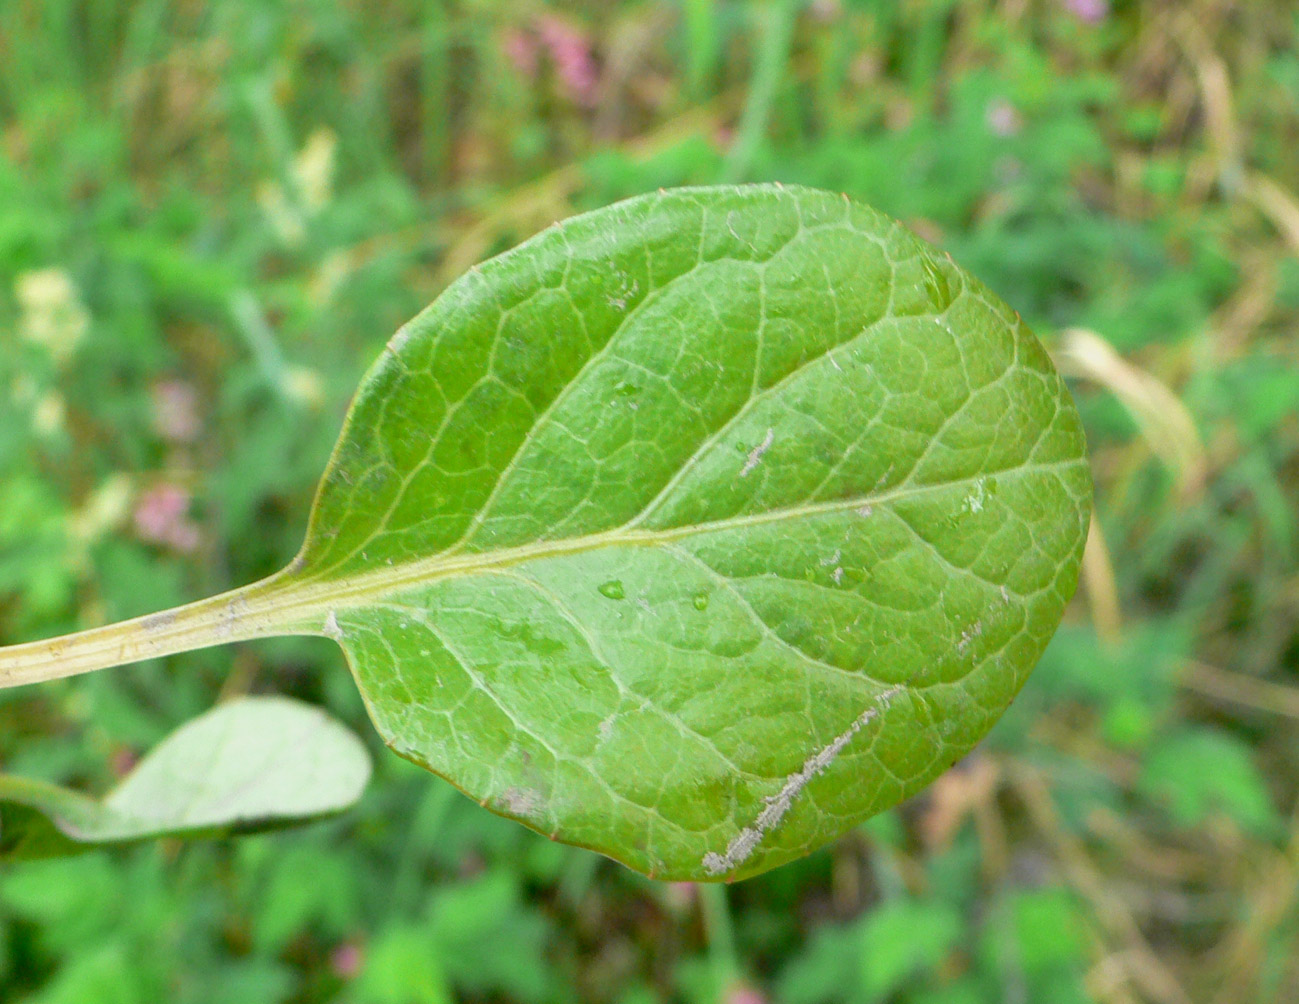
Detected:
[
  {"left": 699, "top": 882, "right": 741, "bottom": 997},
  {"left": 0, "top": 576, "right": 291, "bottom": 689}
]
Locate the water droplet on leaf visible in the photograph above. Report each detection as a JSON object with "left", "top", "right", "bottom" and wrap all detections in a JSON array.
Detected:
[{"left": 598, "top": 579, "right": 625, "bottom": 600}]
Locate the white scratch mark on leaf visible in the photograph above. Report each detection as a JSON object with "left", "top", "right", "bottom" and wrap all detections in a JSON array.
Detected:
[
  {"left": 957, "top": 621, "right": 984, "bottom": 653},
  {"left": 702, "top": 683, "right": 906, "bottom": 876},
  {"left": 606, "top": 274, "right": 639, "bottom": 310},
  {"left": 323, "top": 611, "right": 344, "bottom": 642},
  {"left": 739, "top": 428, "right": 775, "bottom": 478},
  {"left": 501, "top": 786, "right": 542, "bottom": 818},
  {"left": 962, "top": 477, "right": 988, "bottom": 514}
]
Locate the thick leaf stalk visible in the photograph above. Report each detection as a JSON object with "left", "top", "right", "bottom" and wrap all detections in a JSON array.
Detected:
[{"left": 0, "top": 578, "right": 291, "bottom": 687}]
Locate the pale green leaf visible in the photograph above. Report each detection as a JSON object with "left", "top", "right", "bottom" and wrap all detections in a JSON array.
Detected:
[
  {"left": 0, "top": 697, "right": 372, "bottom": 858},
  {"left": 275, "top": 184, "right": 1091, "bottom": 879}
]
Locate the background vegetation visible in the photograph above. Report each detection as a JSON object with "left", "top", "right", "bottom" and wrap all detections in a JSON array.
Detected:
[{"left": 1, "top": 1, "right": 1297, "bottom": 1001}]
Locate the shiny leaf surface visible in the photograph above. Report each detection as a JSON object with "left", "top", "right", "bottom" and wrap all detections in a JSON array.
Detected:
[{"left": 271, "top": 185, "right": 1091, "bottom": 879}]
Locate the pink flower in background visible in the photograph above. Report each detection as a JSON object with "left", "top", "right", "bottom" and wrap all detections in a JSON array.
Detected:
[
  {"left": 724, "top": 985, "right": 768, "bottom": 1004},
  {"left": 330, "top": 942, "right": 364, "bottom": 980},
  {"left": 151, "top": 380, "right": 202, "bottom": 444},
  {"left": 1065, "top": 0, "right": 1108, "bottom": 23},
  {"left": 662, "top": 881, "right": 697, "bottom": 913},
  {"left": 134, "top": 483, "right": 201, "bottom": 553},
  {"left": 110, "top": 747, "right": 139, "bottom": 778},
  {"left": 985, "top": 98, "right": 1022, "bottom": 137},
  {"left": 536, "top": 16, "right": 599, "bottom": 105},
  {"left": 502, "top": 28, "right": 538, "bottom": 78}
]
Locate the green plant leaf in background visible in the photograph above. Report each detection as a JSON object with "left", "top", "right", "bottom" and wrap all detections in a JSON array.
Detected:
[
  {"left": 1139, "top": 726, "right": 1279, "bottom": 837},
  {"left": 0, "top": 185, "right": 1091, "bottom": 880},
  {"left": 0, "top": 697, "right": 372, "bottom": 859}
]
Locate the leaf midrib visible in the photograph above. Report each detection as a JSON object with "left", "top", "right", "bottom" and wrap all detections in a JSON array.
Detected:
[{"left": 273, "top": 457, "right": 1085, "bottom": 631}]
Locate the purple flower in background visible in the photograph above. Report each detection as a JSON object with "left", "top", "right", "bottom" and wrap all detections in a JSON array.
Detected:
[
  {"left": 134, "top": 483, "right": 201, "bottom": 553},
  {"left": 502, "top": 28, "right": 538, "bottom": 79},
  {"left": 330, "top": 942, "right": 363, "bottom": 980},
  {"left": 537, "top": 16, "right": 599, "bottom": 106},
  {"left": 1065, "top": 0, "right": 1108, "bottom": 23}
]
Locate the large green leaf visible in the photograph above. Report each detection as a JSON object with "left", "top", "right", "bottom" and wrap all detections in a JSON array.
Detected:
[
  {"left": 0, "top": 697, "right": 372, "bottom": 858},
  {"left": 278, "top": 184, "right": 1090, "bottom": 879},
  {"left": 0, "top": 185, "right": 1090, "bottom": 880}
]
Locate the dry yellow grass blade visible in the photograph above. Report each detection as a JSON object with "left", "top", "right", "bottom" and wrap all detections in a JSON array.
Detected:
[
  {"left": 1180, "top": 660, "right": 1299, "bottom": 721},
  {"left": 1082, "top": 512, "right": 1122, "bottom": 646},
  {"left": 1012, "top": 765, "right": 1195, "bottom": 1004},
  {"left": 1055, "top": 327, "right": 1207, "bottom": 502},
  {"left": 1178, "top": 15, "right": 1299, "bottom": 256},
  {"left": 1246, "top": 172, "right": 1299, "bottom": 257}
]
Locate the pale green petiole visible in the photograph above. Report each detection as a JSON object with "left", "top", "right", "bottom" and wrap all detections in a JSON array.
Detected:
[{"left": 0, "top": 576, "right": 300, "bottom": 688}]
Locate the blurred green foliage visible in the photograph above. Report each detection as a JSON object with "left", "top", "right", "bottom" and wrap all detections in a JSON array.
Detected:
[{"left": 1, "top": 1, "right": 1297, "bottom": 1001}]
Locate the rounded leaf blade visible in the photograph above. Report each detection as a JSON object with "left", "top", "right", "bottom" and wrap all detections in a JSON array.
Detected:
[
  {"left": 282, "top": 185, "right": 1091, "bottom": 880},
  {"left": 0, "top": 697, "right": 372, "bottom": 857}
]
